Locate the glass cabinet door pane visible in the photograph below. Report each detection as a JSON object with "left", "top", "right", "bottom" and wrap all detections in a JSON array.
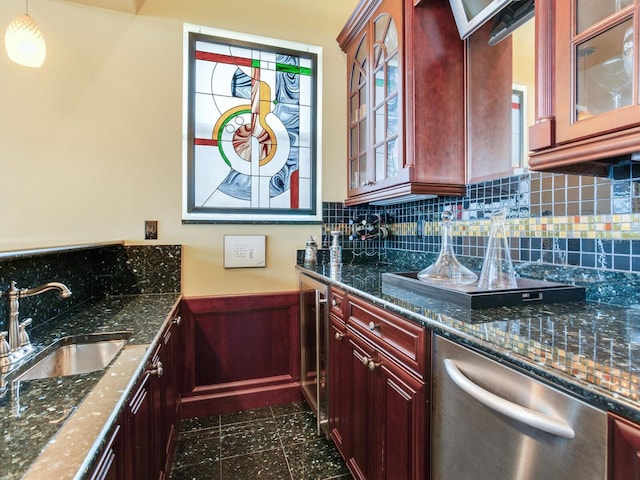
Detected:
[
  {"left": 576, "top": 19, "right": 633, "bottom": 119},
  {"left": 375, "top": 145, "right": 385, "bottom": 181},
  {"left": 358, "top": 155, "right": 367, "bottom": 186},
  {"left": 387, "top": 138, "right": 398, "bottom": 177},
  {"left": 359, "top": 121, "right": 367, "bottom": 150},
  {"left": 350, "top": 159, "right": 358, "bottom": 189},
  {"left": 576, "top": 0, "right": 633, "bottom": 34},
  {"left": 387, "top": 54, "right": 399, "bottom": 97},
  {"left": 350, "top": 126, "right": 359, "bottom": 156},
  {"left": 350, "top": 93, "right": 360, "bottom": 123},
  {"left": 388, "top": 94, "right": 398, "bottom": 137},
  {"left": 374, "top": 105, "right": 385, "bottom": 143},
  {"left": 375, "top": 68, "right": 385, "bottom": 105}
]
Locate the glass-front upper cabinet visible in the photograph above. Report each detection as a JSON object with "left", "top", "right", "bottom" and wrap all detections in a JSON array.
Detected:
[
  {"left": 556, "top": 0, "right": 640, "bottom": 144},
  {"left": 345, "top": 6, "right": 402, "bottom": 197},
  {"left": 530, "top": 0, "right": 640, "bottom": 175},
  {"left": 338, "top": 0, "right": 466, "bottom": 205}
]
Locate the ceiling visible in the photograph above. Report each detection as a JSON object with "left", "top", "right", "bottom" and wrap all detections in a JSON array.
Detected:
[{"left": 61, "top": 0, "right": 147, "bottom": 14}]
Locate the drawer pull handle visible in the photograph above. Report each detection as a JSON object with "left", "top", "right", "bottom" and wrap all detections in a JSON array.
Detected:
[
  {"left": 368, "top": 321, "right": 379, "bottom": 331},
  {"left": 335, "top": 332, "right": 345, "bottom": 341}
]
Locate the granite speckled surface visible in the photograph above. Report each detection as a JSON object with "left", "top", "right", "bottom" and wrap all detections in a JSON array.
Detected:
[
  {"left": 0, "top": 293, "right": 180, "bottom": 480},
  {"left": 297, "top": 262, "right": 640, "bottom": 423}
]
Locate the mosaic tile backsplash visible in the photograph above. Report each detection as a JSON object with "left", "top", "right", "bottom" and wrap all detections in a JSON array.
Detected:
[{"left": 321, "top": 169, "right": 640, "bottom": 307}]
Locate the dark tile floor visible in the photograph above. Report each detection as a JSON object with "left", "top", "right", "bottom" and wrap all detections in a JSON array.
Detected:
[{"left": 169, "top": 401, "right": 353, "bottom": 480}]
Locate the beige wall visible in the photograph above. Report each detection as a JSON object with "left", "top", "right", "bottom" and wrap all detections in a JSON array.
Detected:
[{"left": 0, "top": 0, "right": 356, "bottom": 295}]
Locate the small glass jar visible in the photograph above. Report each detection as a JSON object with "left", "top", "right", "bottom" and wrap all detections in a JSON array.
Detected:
[{"left": 304, "top": 236, "right": 318, "bottom": 264}]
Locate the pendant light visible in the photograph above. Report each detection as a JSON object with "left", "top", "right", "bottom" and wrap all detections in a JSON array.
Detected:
[{"left": 5, "top": 0, "right": 46, "bottom": 68}]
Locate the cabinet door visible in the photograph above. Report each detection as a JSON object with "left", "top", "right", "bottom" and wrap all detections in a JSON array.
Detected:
[
  {"left": 609, "top": 412, "right": 640, "bottom": 480},
  {"left": 88, "top": 423, "right": 123, "bottom": 480},
  {"left": 530, "top": 0, "right": 640, "bottom": 174},
  {"left": 555, "top": 1, "right": 639, "bottom": 144},
  {"left": 124, "top": 372, "right": 154, "bottom": 480},
  {"left": 347, "top": 332, "right": 376, "bottom": 480},
  {"left": 377, "top": 354, "right": 426, "bottom": 480},
  {"left": 159, "top": 315, "right": 182, "bottom": 472},
  {"left": 329, "top": 314, "right": 351, "bottom": 459}
]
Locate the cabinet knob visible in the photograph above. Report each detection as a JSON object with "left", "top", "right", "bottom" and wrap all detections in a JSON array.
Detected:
[
  {"left": 368, "top": 360, "right": 381, "bottom": 372},
  {"left": 149, "top": 361, "right": 164, "bottom": 378},
  {"left": 368, "top": 321, "right": 379, "bottom": 331},
  {"left": 362, "top": 356, "right": 372, "bottom": 367},
  {"left": 173, "top": 315, "right": 182, "bottom": 325},
  {"left": 331, "top": 299, "right": 338, "bottom": 306},
  {"left": 335, "top": 332, "right": 345, "bottom": 341}
]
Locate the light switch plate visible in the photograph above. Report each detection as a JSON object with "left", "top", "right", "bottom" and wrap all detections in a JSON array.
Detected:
[{"left": 223, "top": 235, "right": 266, "bottom": 268}]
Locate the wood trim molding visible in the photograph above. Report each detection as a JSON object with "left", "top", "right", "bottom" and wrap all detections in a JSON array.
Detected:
[
  {"left": 530, "top": 0, "right": 556, "bottom": 150},
  {"left": 337, "top": 0, "right": 382, "bottom": 50}
]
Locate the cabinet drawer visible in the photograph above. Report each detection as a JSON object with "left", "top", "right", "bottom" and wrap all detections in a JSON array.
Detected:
[
  {"left": 347, "top": 295, "right": 425, "bottom": 376},
  {"left": 330, "top": 287, "right": 347, "bottom": 320}
]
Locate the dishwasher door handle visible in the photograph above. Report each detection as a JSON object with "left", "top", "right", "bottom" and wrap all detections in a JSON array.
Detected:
[{"left": 443, "top": 359, "right": 575, "bottom": 439}]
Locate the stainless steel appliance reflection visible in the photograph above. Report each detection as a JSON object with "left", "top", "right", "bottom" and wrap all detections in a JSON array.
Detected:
[
  {"left": 432, "top": 336, "right": 606, "bottom": 480},
  {"left": 299, "top": 273, "right": 329, "bottom": 436}
]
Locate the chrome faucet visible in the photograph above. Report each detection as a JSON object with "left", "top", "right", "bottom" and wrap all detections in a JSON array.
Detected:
[{"left": 1, "top": 281, "right": 72, "bottom": 364}]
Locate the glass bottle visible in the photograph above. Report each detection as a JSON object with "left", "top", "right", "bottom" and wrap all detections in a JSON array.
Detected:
[
  {"left": 418, "top": 211, "right": 477, "bottom": 285},
  {"left": 478, "top": 208, "right": 518, "bottom": 290},
  {"left": 329, "top": 231, "right": 342, "bottom": 265}
]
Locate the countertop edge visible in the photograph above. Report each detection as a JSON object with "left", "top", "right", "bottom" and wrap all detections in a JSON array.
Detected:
[{"left": 18, "top": 294, "right": 183, "bottom": 480}]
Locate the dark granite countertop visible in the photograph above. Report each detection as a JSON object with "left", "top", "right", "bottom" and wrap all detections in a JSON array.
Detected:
[
  {"left": 297, "top": 262, "right": 640, "bottom": 423},
  {"left": 0, "top": 293, "right": 181, "bottom": 480}
]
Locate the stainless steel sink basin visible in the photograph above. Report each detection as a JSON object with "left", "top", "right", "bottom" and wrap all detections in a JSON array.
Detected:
[{"left": 14, "top": 333, "right": 130, "bottom": 381}]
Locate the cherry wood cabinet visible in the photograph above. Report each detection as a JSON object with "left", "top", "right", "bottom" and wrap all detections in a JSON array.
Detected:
[
  {"left": 88, "top": 423, "right": 123, "bottom": 480},
  {"left": 529, "top": 0, "right": 640, "bottom": 176},
  {"left": 608, "top": 412, "right": 640, "bottom": 480},
  {"left": 124, "top": 364, "right": 157, "bottom": 479},
  {"left": 87, "top": 307, "right": 183, "bottom": 480},
  {"left": 328, "top": 287, "right": 350, "bottom": 459},
  {"left": 337, "top": 0, "right": 465, "bottom": 205},
  {"left": 329, "top": 290, "right": 429, "bottom": 480}
]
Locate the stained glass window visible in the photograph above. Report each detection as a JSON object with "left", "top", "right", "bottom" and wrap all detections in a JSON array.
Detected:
[{"left": 183, "top": 25, "right": 322, "bottom": 223}]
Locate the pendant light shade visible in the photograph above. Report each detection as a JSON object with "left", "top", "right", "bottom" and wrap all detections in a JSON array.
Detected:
[{"left": 5, "top": 12, "right": 46, "bottom": 68}]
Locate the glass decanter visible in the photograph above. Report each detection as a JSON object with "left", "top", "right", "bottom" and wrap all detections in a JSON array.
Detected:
[
  {"left": 478, "top": 208, "right": 518, "bottom": 290},
  {"left": 417, "top": 211, "right": 477, "bottom": 285}
]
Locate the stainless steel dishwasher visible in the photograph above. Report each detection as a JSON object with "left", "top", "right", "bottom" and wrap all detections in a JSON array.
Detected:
[{"left": 432, "top": 336, "right": 606, "bottom": 480}]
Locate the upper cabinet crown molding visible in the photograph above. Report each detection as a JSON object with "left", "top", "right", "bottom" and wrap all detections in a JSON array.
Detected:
[{"left": 61, "top": 0, "right": 146, "bottom": 14}]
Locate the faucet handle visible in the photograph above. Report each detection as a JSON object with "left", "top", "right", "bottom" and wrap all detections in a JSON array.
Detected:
[{"left": 18, "top": 318, "right": 32, "bottom": 348}]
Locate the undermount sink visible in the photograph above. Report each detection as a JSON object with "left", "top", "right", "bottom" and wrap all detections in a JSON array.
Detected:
[{"left": 14, "top": 333, "right": 130, "bottom": 381}]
